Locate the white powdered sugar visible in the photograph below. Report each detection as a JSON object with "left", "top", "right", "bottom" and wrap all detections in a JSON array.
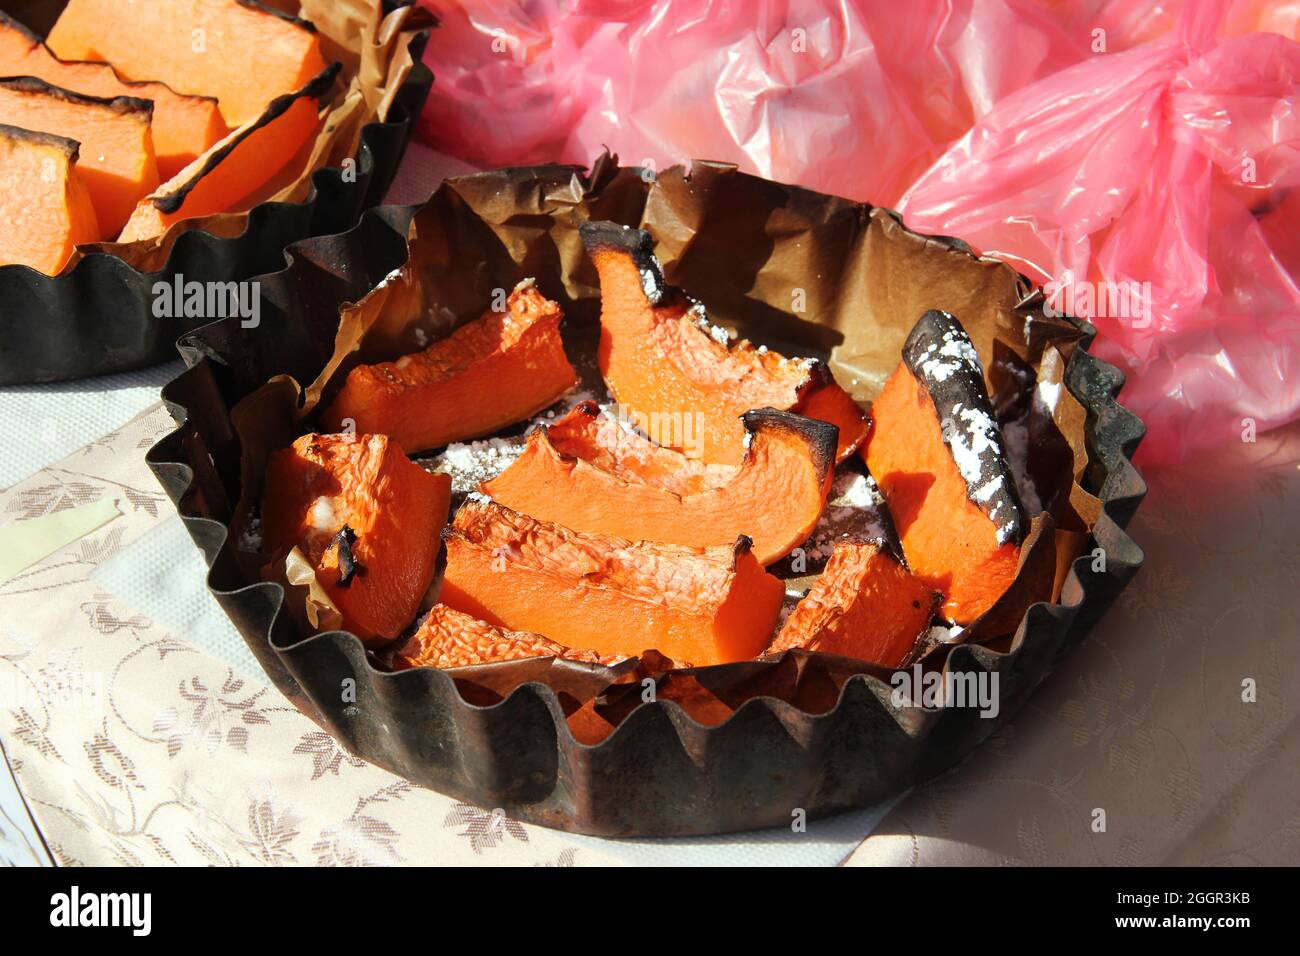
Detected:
[
  {"left": 640, "top": 267, "right": 662, "bottom": 302},
  {"left": 947, "top": 401, "right": 1017, "bottom": 543},
  {"left": 972, "top": 474, "right": 1004, "bottom": 504},
  {"left": 430, "top": 438, "right": 527, "bottom": 494},
  {"left": 801, "top": 470, "right": 892, "bottom": 564},
  {"left": 833, "top": 470, "right": 886, "bottom": 510},
  {"left": 687, "top": 301, "right": 734, "bottom": 346},
  {"left": 918, "top": 326, "right": 983, "bottom": 383}
]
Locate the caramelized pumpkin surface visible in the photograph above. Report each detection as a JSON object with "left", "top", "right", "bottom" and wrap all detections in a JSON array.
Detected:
[
  {"left": 263, "top": 432, "right": 451, "bottom": 644},
  {"left": 769, "top": 541, "right": 939, "bottom": 667},
  {"left": 581, "top": 221, "right": 868, "bottom": 466},
  {"left": 865, "top": 311, "right": 1026, "bottom": 624},
  {"left": 440, "top": 497, "right": 784, "bottom": 666},
  {"left": 117, "top": 63, "right": 336, "bottom": 242},
  {"left": 483, "top": 403, "right": 836, "bottom": 564},
  {"left": 321, "top": 281, "right": 579, "bottom": 453},
  {"left": 394, "top": 604, "right": 615, "bottom": 670},
  {"left": 0, "top": 124, "right": 98, "bottom": 273},
  {"left": 0, "top": 76, "right": 157, "bottom": 236},
  {"left": 0, "top": 11, "right": 228, "bottom": 179},
  {"left": 46, "top": 0, "right": 328, "bottom": 126}
]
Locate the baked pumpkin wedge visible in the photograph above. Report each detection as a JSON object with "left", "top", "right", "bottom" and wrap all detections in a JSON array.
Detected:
[
  {"left": 545, "top": 399, "right": 735, "bottom": 496},
  {"left": 767, "top": 541, "right": 940, "bottom": 667},
  {"left": 0, "top": 124, "right": 98, "bottom": 273},
  {"left": 440, "top": 496, "right": 785, "bottom": 666},
  {"left": 321, "top": 280, "right": 579, "bottom": 453},
  {"left": 46, "top": 0, "right": 329, "bottom": 127},
  {"left": 393, "top": 604, "right": 617, "bottom": 670},
  {"left": 864, "top": 310, "right": 1027, "bottom": 625},
  {"left": 262, "top": 432, "right": 452, "bottom": 645},
  {"left": 580, "top": 221, "right": 868, "bottom": 466},
  {"left": 0, "top": 11, "right": 228, "bottom": 179},
  {"left": 482, "top": 403, "right": 836, "bottom": 565},
  {"left": 0, "top": 76, "right": 157, "bottom": 236},
  {"left": 117, "top": 62, "right": 338, "bottom": 242}
]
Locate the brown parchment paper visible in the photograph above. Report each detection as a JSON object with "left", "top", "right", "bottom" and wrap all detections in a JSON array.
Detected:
[
  {"left": 228, "top": 157, "right": 1100, "bottom": 727},
  {"left": 73, "top": 0, "right": 431, "bottom": 273}
]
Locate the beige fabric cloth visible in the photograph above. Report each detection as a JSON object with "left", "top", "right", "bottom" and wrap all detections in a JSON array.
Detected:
[{"left": 846, "top": 419, "right": 1300, "bottom": 866}]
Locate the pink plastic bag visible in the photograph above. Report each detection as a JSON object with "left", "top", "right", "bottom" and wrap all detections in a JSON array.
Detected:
[
  {"left": 900, "top": 3, "right": 1300, "bottom": 464},
  {"left": 419, "top": 0, "right": 1300, "bottom": 464},
  {"left": 418, "top": 0, "right": 1098, "bottom": 204}
]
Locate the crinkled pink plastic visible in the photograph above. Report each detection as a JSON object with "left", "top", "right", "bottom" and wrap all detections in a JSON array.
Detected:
[
  {"left": 900, "top": 3, "right": 1300, "bottom": 464},
  {"left": 418, "top": 0, "right": 1300, "bottom": 465},
  {"left": 418, "top": 0, "right": 1099, "bottom": 202}
]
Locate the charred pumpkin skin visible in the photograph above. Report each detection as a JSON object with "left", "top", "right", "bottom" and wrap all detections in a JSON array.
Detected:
[
  {"left": 46, "top": 0, "right": 329, "bottom": 127},
  {"left": 768, "top": 541, "right": 940, "bottom": 667},
  {"left": 320, "top": 281, "right": 579, "bottom": 454},
  {"left": 0, "top": 123, "right": 98, "bottom": 273},
  {"left": 393, "top": 604, "right": 617, "bottom": 670},
  {"left": 0, "top": 76, "right": 157, "bottom": 237},
  {"left": 440, "top": 497, "right": 785, "bottom": 666},
  {"left": 579, "top": 221, "right": 868, "bottom": 466},
  {"left": 864, "top": 310, "right": 1026, "bottom": 625},
  {"left": 482, "top": 404, "right": 837, "bottom": 565},
  {"left": 0, "top": 11, "right": 229, "bottom": 179},
  {"left": 262, "top": 432, "right": 452, "bottom": 645},
  {"left": 117, "top": 63, "right": 339, "bottom": 242}
]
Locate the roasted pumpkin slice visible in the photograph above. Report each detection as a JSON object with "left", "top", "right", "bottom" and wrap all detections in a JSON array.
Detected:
[
  {"left": 440, "top": 496, "right": 785, "bottom": 666},
  {"left": 117, "top": 63, "right": 337, "bottom": 242},
  {"left": 46, "top": 0, "right": 328, "bottom": 127},
  {"left": 321, "top": 280, "right": 579, "bottom": 453},
  {"left": 393, "top": 604, "right": 617, "bottom": 669},
  {"left": 767, "top": 541, "right": 939, "bottom": 667},
  {"left": 482, "top": 403, "right": 836, "bottom": 565},
  {"left": 262, "top": 432, "right": 452, "bottom": 644},
  {"left": 0, "top": 76, "right": 157, "bottom": 236},
  {"left": 0, "top": 124, "right": 98, "bottom": 273},
  {"left": 545, "top": 399, "right": 735, "bottom": 496},
  {"left": 864, "top": 310, "right": 1027, "bottom": 624},
  {"left": 580, "top": 221, "right": 868, "bottom": 466},
  {"left": 0, "top": 11, "right": 228, "bottom": 179}
]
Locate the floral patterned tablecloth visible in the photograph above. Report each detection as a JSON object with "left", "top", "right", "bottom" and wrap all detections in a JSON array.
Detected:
[{"left": 0, "top": 405, "right": 626, "bottom": 866}]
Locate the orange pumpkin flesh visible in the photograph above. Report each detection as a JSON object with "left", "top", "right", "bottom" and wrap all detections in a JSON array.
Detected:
[
  {"left": 864, "top": 311, "right": 1026, "bottom": 625},
  {"left": 580, "top": 221, "right": 867, "bottom": 466},
  {"left": 46, "top": 0, "right": 329, "bottom": 127},
  {"left": 393, "top": 604, "right": 621, "bottom": 669},
  {"left": 117, "top": 63, "right": 337, "bottom": 242},
  {"left": 0, "top": 76, "right": 157, "bottom": 236},
  {"left": 768, "top": 542, "right": 939, "bottom": 667},
  {"left": 440, "top": 496, "right": 785, "bottom": 666},
  {"left": 544, "top": 398, "right": 736, "bottom": 496},
  {"left": 0, "top": 11, "right": 229, "bottom": 179},
  {"left": 0, "top": 124, "right": 99, "bottom": 273},
  {"left": 321, "top": 281, "right": 579, "bottom": 453},
  {"left": 482, "top": 403, "right": 836, "bottom": 565},
  {"left": 262, "top": 432, "right": 451, "bottom": 645}
]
